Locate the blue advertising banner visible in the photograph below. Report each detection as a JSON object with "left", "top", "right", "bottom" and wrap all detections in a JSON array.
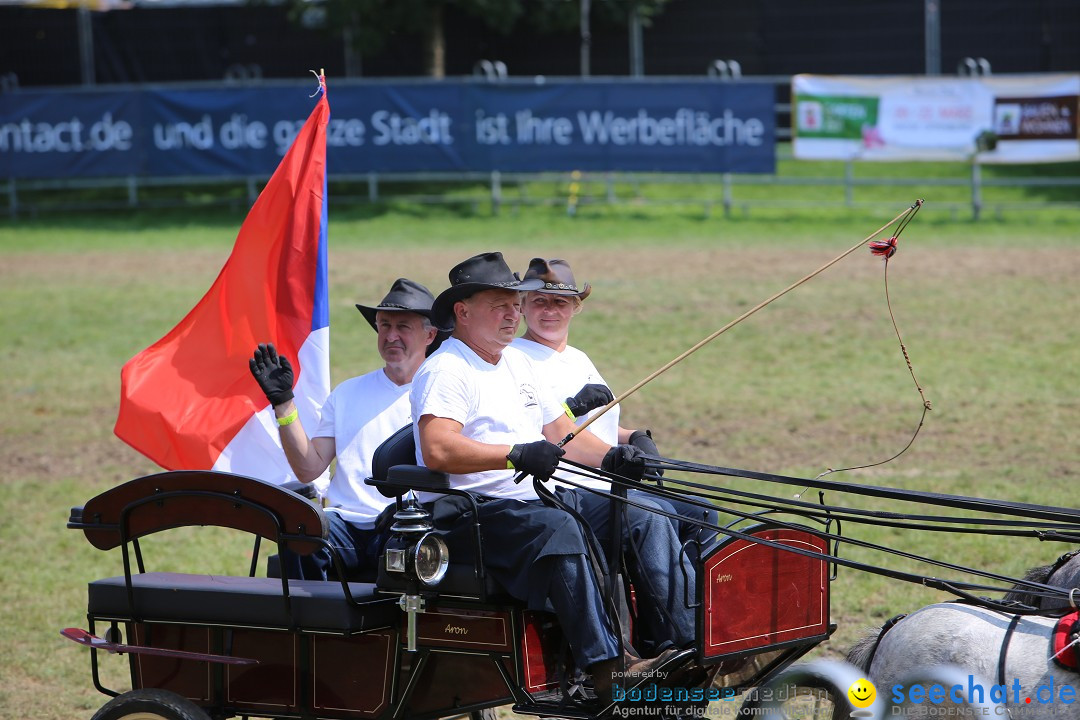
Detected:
[{"left": 0, "top": 81, "right": 775, "bottom": 179}]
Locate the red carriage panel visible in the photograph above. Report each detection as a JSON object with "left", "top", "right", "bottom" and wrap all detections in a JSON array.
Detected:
[
  {"left": 398, "top": 652, "right": 514, "bottom": 715},
  {"left": 131, "top": 623, "right": 212, "bottom": 702},
  {"left": 699, "top": 525, "right": 830, "bottom": 661},
  {"left": 312, "top": 631, "right": 396, "bottom": 717},
  {"left": 226, "top": 629, "right": 298, "bottom": 713}
]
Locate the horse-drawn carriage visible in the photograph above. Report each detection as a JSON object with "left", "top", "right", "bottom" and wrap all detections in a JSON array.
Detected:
[
  {"left": 64, "top": 424, "right": 838, "bottom": 720},
  {"left": 61, "top": 199, "right": 1080, "bottom": 719},
  {"left": 66, "top": 410, "right": 1080, "bottom": 720}
]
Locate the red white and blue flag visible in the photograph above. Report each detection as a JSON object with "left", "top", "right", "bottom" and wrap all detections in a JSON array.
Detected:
[{"left": 115, "top": 80, "right": 331, "bottom": 486}]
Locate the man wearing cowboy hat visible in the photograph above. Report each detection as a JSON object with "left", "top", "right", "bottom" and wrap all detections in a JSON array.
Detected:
[
  {"left": 513, "top": 258, "right": 719, "bottom": 570},
  {"left": 249, "top": 278, "right": 442, "bottom": 581},
  {"left": 410, "top": 252, "right": 692, "bottom": 702}
]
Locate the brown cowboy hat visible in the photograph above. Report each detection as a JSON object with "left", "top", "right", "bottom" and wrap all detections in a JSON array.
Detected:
[
  {"left": 521, "top": 258, "right": 592, "bottom": 301},
  {"left": 355, "top": 278, "right": 447, "bottom": 356},
  {"left": 431, "top": 252, "right": 544, "bottom": 331}
]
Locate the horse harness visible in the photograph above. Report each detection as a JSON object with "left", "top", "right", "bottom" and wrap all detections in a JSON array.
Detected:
[
  {"left": 996, "top": 610, "right": 1080, "bottom": 686},
  {"left": 860, "top": 613, "right": 908, "bottom": 672},
  {"left": 867, "top": 606, "right": 1080, "bottom": 686}
]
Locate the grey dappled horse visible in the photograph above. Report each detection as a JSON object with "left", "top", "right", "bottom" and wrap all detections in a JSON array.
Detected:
[
  {"left": 845, "top": 551, "right": 1080, "bottom": 718},
  {"left": 1004, "top": 550, "right": 1080, "bottom": 610}
]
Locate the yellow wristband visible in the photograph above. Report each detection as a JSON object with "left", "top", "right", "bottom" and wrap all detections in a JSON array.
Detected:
[
  {"left": 561, "top": 402, "right": 576, "bottom": 421},
  {"left": 277, "top": 408, "right": 299, "bottom": 427}
]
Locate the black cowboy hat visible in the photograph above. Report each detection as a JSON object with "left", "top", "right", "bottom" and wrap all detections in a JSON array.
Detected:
[
  {"left": 521, "top": 258, "right": 592, "bottom": 301},
  {"left": 356, "top": 278, "right": 447, "bottom": 356},
  {"left": 431, "top": 252, "right": 544, "bottom": 331}
]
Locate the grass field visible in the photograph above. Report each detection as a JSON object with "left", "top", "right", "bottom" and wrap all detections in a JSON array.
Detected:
[{"left": 1, "top": 197, "right": 1078, "bottom": 719}]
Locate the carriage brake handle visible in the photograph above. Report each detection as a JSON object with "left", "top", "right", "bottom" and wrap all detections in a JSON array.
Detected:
[
  {"left": 680, "top": 541, "right": 700, "bottom": 609},
  {"left": 399, "top": 594, "right": 425, "bottom": 652}
]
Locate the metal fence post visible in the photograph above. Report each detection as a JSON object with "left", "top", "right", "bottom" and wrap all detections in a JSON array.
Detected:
[
  {"left": 78, "top": 7, "right": 95, "bottom": 86},
  {"left": 971, "top": 160, "right": 982, "bottom": 220},
  {"left": 368, "top": 172, "right": 378, "bottom": 203},
  {"left": 7, "top": 178, "right": 16, "bottom": 220},
  {"left": 127, "top": 176, "right": 138, "bottom": 208},
  {"left": 722, "top": 172, "right": 733, "bottom": 219},
  {"left": 844, "top": 160, "right": 854, "bottom": 207},
  {"left": 491, "top": 170, "right": 502, "bottom": 215}
]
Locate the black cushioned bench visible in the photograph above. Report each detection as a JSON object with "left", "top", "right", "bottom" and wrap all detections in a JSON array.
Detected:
[{"left": 88, "top": 572, "right": 399, "bottom": 634}]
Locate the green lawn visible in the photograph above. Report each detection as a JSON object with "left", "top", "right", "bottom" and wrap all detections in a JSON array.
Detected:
[{"left": 1, "top": 195, "right": 1077, "bottom": 719}]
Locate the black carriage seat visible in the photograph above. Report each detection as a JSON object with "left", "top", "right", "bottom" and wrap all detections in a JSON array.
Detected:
[
  {"left": 85, "top": 572, "right": 397, "bottom": 634},
  {"left": 369, "top": 423, "right": 450, "bottom": 498},
  {"left": 367, "top": 424, "right": 507, "bottom": 601},
  {"left": 70, "top": 471, "right": 398, "bottom": 634}
]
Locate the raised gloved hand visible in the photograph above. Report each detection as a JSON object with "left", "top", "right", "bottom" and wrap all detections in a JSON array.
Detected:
[
  {"left": 564, "top": 383, "right": 615, "bottom": 419},
  {"left": 601, "top": 444, "right": 647, "bottom": 481},
  {"left": 249, "top": 343, "right": 295, "bottom": 406},
  {"left": 628, "top": 429, "right": 663, "bottom": 477},
  {"left": 507, "top": 440, "right": 565, "bottom": 480}
]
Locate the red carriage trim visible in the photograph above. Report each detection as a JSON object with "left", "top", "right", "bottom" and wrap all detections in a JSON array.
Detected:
[
  {"left": 1052, "top": 610, "right": 1080, "bottom": 671},
  {"left": 521, "top": 611, "right": 562, "bottom": 693}
]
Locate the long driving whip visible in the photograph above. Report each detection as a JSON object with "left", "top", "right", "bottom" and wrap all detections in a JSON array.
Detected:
[{"left": 559, "top": 200, "right": 924, "bottom": 448}]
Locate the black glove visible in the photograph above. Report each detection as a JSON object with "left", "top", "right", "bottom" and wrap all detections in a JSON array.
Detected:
[
  {"left": 249, "top": 343, "right": 295, "bottom": 406},
  {"left": 628, "top": 429, "right": 663, "bottom": 478},
  {"left": 601, "top": 444, "right": 647, "bottom": 481},
  {"left": 564, "top": 383, "right": 614, "bottom": 419},
  {"left": 507, "top": 440, "right": 565, "bottom": 480}
]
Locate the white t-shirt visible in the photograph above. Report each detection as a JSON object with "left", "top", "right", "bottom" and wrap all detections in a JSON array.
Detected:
[
  {"left": 510, "top": 338, "right": 621, "bottom": 445},
  {"left": 410, "top": 337, "right": 563, "bottom": 502},
  {"left": 314, "top": 368, "right": 411, "bottom": 528},
  {"left": 511, "top": 337, "right": 620, "bottom": 490}
]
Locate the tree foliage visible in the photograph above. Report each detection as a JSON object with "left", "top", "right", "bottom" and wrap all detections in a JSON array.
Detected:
[{"left": 294, "top": 0, "right": 675, "bottom": 74}]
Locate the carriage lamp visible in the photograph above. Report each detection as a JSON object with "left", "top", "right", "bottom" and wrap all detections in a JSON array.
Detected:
[
  {"left": 412, "top": 533, "right": 449, "bottom": 585},
  {"left": 383, "top": 495, "right": 450, "bottom": 651},
  {"left": 385, "top": 531, "right": 450, "bottom": 586}
]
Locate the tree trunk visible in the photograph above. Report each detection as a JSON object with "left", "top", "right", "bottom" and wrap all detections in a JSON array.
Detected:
[{"left": 426, "top": 3, "right": 445, "bottom": 78}]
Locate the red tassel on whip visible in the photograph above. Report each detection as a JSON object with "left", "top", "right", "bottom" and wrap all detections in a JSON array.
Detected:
[{"left": 869, "top": 236, "right": 898, "bottom": 259}]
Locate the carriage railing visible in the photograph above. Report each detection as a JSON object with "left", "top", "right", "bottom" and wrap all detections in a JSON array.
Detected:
[
  {"left": 550, "top": 455, "right": 1080, "bottom": 612},
  {"left": 68, "top": 470, "right": 399, "bottom": 618}
]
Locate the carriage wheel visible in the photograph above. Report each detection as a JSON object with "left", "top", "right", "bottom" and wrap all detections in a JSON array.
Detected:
[
  {"left": 441, "top": 708, "right": 501, "bottom": 720},
  {"left": 90, "top": 689, "right": 211, "bottom": 720},
  {"left": 737, "top": 661, "right": 857, "bottom": 720},
  {"left": 738, "top": 680, "right": 849, "bottom": 720}
]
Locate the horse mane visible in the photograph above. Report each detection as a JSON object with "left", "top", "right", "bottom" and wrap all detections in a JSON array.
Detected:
[
  {"left": 1001, "top": 562, "right": 1055, "bottom": 607},
  {"left": 845, "top": 630, "right": 879, "bottom": 671}
]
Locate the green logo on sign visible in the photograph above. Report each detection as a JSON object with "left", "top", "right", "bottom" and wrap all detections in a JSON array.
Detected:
[{"left": 795, "top": 95, "right": 879, "bottom": 139}]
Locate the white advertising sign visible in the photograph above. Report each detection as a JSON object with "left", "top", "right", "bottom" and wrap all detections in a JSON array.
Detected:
[{"left": 793, "top": 74, "right": 1080, "bottom": 163}]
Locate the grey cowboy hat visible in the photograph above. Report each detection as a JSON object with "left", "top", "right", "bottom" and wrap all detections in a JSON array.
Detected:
[
  {"left": 521, "top": 258, "right": 592, "bottom": 301},
  {"left": 431, "top": 252, "right": 544, "bottom": 331},
  {"left": 355, "top": 278, "right": 447, "bottom": 356}
]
